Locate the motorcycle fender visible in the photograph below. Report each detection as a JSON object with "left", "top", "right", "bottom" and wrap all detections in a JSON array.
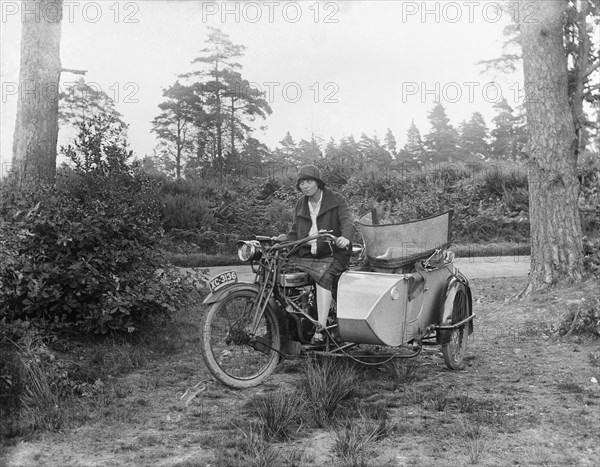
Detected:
[
  {"left": 437, "top": 274, "right": 473, "bottom": 344},
  {"left": 202, "top": 282, "right": 260, "bottom": 305}
]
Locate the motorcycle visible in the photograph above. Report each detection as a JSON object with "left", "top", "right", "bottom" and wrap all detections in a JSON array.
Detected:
[{"left": 200, "top": 210, "right": 474, "bottom": 389}]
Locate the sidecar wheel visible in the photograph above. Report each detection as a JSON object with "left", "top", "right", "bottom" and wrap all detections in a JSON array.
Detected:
[
  {"left": 201, "top": 290, "right": 281, "bottom": 389},
  {"left": 441, "top": 286, "right": 468, "bottom": 370}
]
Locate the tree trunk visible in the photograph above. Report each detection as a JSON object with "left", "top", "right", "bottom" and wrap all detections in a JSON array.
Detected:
[
  {"left": 230, "top": 97, "right": 236, "bottom": 158},
  {"left": 12, "top": 0, "right": 63, "bottom": 185},
  {"left": 573, "top": 0, "right": 590, "bottom": 156},
  {"left": 176, "top": 119, "right": 183, "bottom": 180},
  {"left": 520, "top": 0, "right": 584, "bottom": 294}
]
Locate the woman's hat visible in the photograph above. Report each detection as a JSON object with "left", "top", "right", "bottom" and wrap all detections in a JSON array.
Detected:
[{"left": 297, "top": 165, "right": 324, "bottom": 186}]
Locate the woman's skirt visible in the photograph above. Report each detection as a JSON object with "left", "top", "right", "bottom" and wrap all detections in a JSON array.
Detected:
[{"left": 287, "top": 256, "right": 347, "bottom": 292}]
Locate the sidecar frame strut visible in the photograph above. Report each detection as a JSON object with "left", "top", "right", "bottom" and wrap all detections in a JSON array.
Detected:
[{"left": 435, "top": 314, "right": 476, "bottom": 331}]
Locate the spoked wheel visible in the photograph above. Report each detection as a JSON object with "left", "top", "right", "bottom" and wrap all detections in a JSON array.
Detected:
[
  {"left": 201, "top": 290, "right": 281, "bottom": 388},
  {"left": 441, "top": 286, "right": 468, "bottom": 370}
]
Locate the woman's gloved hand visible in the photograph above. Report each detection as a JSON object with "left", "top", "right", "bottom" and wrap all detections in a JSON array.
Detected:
[{"left": 336, "top": 236, "right": 350, "bottom": 249}]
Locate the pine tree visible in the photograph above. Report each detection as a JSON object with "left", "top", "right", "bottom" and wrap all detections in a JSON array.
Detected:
[
  {"left": 274, "top": 132, "right": 297, "bottom": 167},
  {"left": 479, "top": 0, "right": 600, "bottom": 157},
  {"left": 384, "top": 128, "right": 397, "bottom": 157},
  {"left": 358, "top": 133, "right": 393, "bottom": 170},
  {"left": 458, "top": 112, "right": 490, "bottom": 161},
  {"left": 424, "top": 104, "right": 458, "bottom": 163},
  {"left": 151, "top": 82, "right": 204, "bottom": 180},
  {"left": 182, "top": 27, "right": 271, "bottom": 177},
  {"left": 59, "top": 77, "right": 124, "bottom": 130},
  {"left": 297, "top": 136, "right": 323, "bottom": 164},
  {"left": 490, "top": 98, "right": 525, "bottom": 161},
  {"left": 400, "top": 120, "right": 425, "bottom": 164}
]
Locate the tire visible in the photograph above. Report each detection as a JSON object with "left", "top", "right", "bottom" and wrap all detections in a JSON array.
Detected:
[
  {"left": 441, "top": 286, "right": 468, "bottom": 370},
  {"left": 201, "top": 289, "right": 281, "bottom": 388}
]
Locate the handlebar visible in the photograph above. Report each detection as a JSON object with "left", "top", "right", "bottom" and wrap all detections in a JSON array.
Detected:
[
  {"left": 267, "top": 231, "right": 349, "bottom": 255},
  {"left": 255, "top": 234, "right": 288, "bottom": 243}
]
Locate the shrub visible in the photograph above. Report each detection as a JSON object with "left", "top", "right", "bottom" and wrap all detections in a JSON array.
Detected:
[
  {"left": 159, "top": 178, "right": 220, "bottom": 232},
  {"left": 154, "top": 160, "right": 598, "bottom": 250},
  {"left": 559, "top": 291, "right": 600, "bottom": 337},
  {"left": 0, "top": 117, "right": 188, "bottom": 334}
]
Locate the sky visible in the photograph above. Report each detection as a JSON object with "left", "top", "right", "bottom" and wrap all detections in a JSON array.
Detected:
[{"left": 1, "top": 0, "right": 525, "bottom": 169}]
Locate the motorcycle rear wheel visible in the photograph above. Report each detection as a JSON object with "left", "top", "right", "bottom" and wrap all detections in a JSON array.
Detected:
[
  {"left": 201, "top": 290, "right": 281, "bottom": 388},
  {"left": 441, "top": 286, "right": 468, "bottom": 370}
]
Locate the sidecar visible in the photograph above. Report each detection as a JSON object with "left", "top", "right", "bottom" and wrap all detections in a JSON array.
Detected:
[{"left": 336, "top": 210, "right": 474, "bottom": 370}]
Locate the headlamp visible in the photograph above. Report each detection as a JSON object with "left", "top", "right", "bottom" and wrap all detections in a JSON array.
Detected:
[{"left": 236, "top": 240, "right": 262, "bottom": 262}]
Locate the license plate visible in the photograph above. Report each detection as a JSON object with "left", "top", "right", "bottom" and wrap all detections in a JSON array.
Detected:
[{"left": 209, "top": 270, "right": 238, "bottom": 292}]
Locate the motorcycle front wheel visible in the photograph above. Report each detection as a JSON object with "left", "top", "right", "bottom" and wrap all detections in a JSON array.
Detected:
[{"left": 201, "top": 290, "right": 281, "bottom": 388}]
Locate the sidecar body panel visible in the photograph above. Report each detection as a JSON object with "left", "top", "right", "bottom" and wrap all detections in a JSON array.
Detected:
[
  {"left": 337, "top": 272, "right": 407, "bottom": 346},
  {"left": 337, "top": 267, "right": 452, "bottom": 346},
  {"left": 337, "top": 210, "right": 457, "bottom": 346}
]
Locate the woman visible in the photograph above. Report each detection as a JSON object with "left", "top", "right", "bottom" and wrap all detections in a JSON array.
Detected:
[{"left": 287, "top": 165, "right": 356, "bottom": 344}]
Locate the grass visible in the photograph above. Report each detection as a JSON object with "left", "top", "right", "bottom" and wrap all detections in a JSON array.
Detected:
[
  {"left": 4, "top": 276, "right": 600, "bottom": 466},
  {"left": 0, "top": 332, "right": 70, "bottom": 438},
  {"left": 385, "top": 359, "right": 420, "bottom": 389},
  {"left": 302, "top": 356, "right": 360, "bottom": 428},
  {"left": 239, "top": 423, "right": 280, "bottom": 467},
  {"left": 456, "top": 417, "right": 488, "bottom": 464},
  {"left": 556, "top": 381, "right": 585, "bottom": 394},
  {"left": 248, "top": 388, "right": 306, "bottom": 442},
  {"left": 0, "top": 304, "right": 193, "bottom": 443},
  {"left": 333, "top": 415, "right": 389, "bottom": 467},
  {"left": 332, "top": 424, "right": 372, "bottom": 467},
  {"left": 423, "top": 391, "right": 450, "bottom": 412},
  {"left": 456, "top": 395, "right": 477, "bottom": 413}
]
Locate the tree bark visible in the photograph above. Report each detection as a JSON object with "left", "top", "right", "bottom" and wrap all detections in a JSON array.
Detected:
[
  {"left": 573, "top": 0, "right": 590, "bottom": 156},
  {"left": 12, "top": 0, "right": 63, "bottom": 185},
  {"left": 230, "top": 97, "right": 236, "bottom": 158},
  {"left": 520, "top": 0, "right": 584, "bottom": 294}
]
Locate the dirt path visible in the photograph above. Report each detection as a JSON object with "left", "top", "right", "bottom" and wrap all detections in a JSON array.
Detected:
[{"left": 2, "top": 276, "right": 600, "bottom": 467}]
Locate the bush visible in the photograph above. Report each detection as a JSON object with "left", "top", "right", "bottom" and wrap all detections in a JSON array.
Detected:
[
  {"left": 157, "top": 176, "right": 293, "bottom": 254},
  {"left": 338, "top": 163, "right": 530, "bottom": 244},
  {"left": 154, "top": 160, "right": 598, "bottom": 251},
  {"left": 159, "top": 178, "right": 220, "bottom": 232},
  {"left": 0, "top": 117, "right": 187, "bottom": 334}
]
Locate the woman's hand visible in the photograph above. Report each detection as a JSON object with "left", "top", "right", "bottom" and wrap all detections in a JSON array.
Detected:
[{"left": 336, "top": 236, "right": 350, "bottom": 249}]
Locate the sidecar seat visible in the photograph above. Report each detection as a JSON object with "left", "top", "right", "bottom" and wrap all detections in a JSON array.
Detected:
[{"left": 356, "top": 210, "right": 453, "bottom": 273}]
